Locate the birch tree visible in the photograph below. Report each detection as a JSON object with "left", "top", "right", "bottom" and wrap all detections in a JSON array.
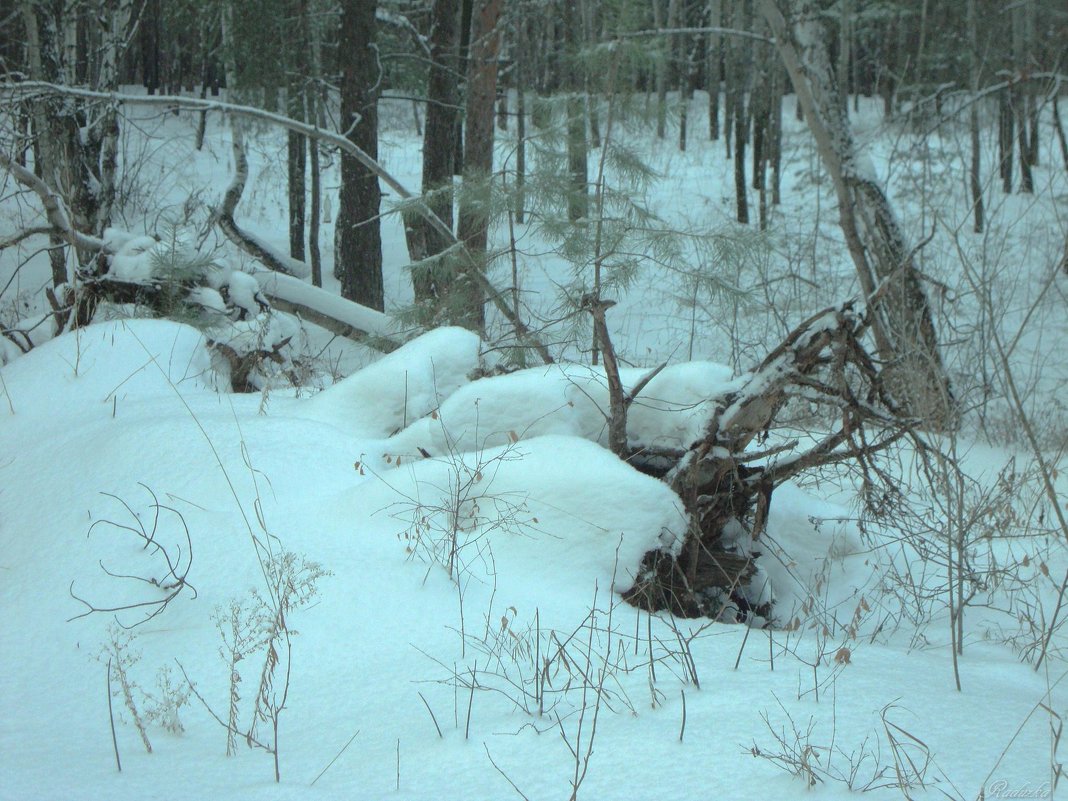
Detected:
[{"left": 759, "top": 0, "right": 956, "bottom": 429}]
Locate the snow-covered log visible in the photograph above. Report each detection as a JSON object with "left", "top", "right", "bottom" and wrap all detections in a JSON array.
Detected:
[
  {"left": 625, "top": 302, "right": 907, "bottom": 619},
  {"left": 254, "top": 271, "right": 403, "bottom": 350}
]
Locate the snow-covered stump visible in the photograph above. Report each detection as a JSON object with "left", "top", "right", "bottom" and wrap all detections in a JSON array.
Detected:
[{"left": 625, "top": 303, "right": 907, "bottom": 620}]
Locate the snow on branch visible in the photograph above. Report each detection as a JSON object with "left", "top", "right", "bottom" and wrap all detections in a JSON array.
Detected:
[{"left": 254, "top": 270, "right": 403, "bottom": 350}]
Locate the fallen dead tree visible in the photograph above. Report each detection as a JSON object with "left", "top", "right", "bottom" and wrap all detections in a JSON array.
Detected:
[{"left": 623, "top": 300, "right": 910, "bottom": 619}]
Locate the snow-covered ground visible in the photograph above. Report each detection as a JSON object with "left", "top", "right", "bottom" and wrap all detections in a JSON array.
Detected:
[{"left": 1, "top": 89, "right": 1066, "bottom": 800}]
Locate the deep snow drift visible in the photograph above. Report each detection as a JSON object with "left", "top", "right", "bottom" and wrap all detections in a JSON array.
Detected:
[{"left": 0, "top": 319, "right": 1058, "bottom": 801}]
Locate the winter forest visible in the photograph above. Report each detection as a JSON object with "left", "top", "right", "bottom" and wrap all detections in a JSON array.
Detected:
[{"left": 1, "top": 0, "right": 1067, "bottom": 798}]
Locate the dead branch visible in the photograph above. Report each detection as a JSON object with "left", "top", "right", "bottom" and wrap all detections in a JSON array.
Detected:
[{"left": 69, "top": 484, "right": 197, "bottom": 627}]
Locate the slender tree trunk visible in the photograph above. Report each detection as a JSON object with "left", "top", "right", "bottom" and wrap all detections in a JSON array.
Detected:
[
  {"left": 307, "top": 2, "right": 325, "bottom": 287},
  {"left": 1016, "top": 91, "right": 1033, "bottom": 193},
  {"left": 335, "top": 0, "right": 384, "bottom": 310},
  {"left": 515, "top": 42, "right": 526, "bottom": 224},
  {"left": 999, "top": 90, "right": 1014, "bottom": 192},
  {"left": 93, "top": 0, "right": 134, "bottom": 239},
  {"left": 1012, "top": 0, "right": 1032, "bottom": 193},
  {"left": 286, "top": 0, "right": 309, "bottom": 262},
  {"left": 769, "top": 62, "right": 782, "bottom": 206},
  {"left": 565, "top": 1, "right": 588, "bottom": 222},
  {"left": 732, "top": 0, "right": 751, "bottom": 224},
  {"left": 412, "top": 0, "right": 460, "bottom": 305},
  {"left": 454, "top": 0, "right": 504, "bottom": 330},
  {"left": 1053, "top": 92, "right": 1068, "bottom": 175},
  {"left": 581, "top": 0, "right": 601, "bottom": 149},
  {"left": 453, "top": 0, "right": 474, "bottom": 176},
  {"left": 678, "top": 28, "right": 699, "bottom": 152},
  {"left": 837, "top": 0, "right": 851, "bottom": 110},
  {"left": 967, "top": 0, "right": 984, "bottom": 233},
  {"left": 653, "top": 0, "right": 668, "bottom": 139},
  {"left": 706, "top": 0, "right": 721, "bottom": 140}
]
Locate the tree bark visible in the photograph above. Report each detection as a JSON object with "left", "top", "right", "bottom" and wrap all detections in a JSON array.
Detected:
[
  {"left": 653, "top": 0, "right": 668, "bottom": 139},
  {"left": 286, "top": 0, "right": 309, "bottom": 262},
  {"left": 967, "top": 0, "right": 984, "bottom": 233},
  {"left": 411, "top": 0, "right": 461, "bottom": 306},
  {"left": 760, "top": 0, "right": 956, "bottom": 429},
  {"left": 706, "top": 0, "right": 721, "bottom": 141},
  {"left": 335, "top": 0, "right": 384, "bottom": 310},
  {"left": 565, "top": 0, "right": 588, "bottom": 223},
  {"left": 453, "top": 0, "right": 504, "bottom": 331}
]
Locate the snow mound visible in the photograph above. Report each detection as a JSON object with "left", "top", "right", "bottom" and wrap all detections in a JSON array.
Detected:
[
  {"left": 751, "top": 481, "right": 867, "bottom": 622},
  {"left": 107, "top": 235, "right": 163, "bottom": 283},
  {"left": 0, "top": 319, "right": 216, "bottom": 416},
  {"left": 302, "top": 326, "right": 482, "bottom": 436},
  {"left": 388, "top": 360, "right": 740, "bottom": 457},
  {"left": 371, "top": 434, "right": 687, "bottom": 601}
]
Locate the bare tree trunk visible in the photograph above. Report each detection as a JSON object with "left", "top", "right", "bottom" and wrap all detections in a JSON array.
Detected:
[
  {"left": 566, "top": 1, "right": 588, "bottom": 222},
  {"left": 581, "top": 0, "right": 601, "bottom": 149},
  {"left": 515, "top": 40, "right": 527, "bottom": 224},
  {"left": 411, "top": 0, "right": 460, "bottom": 305},
  {"left": 307, "top": 1, "right": 325, "bottom": 287},
  {"left": 706, "top": 0, "right": 721, "bottom": 140},
  {"left": 760, "top": 0, "right": 956, "bottom": 429},
  {"left": 837, "top": 0, "right": 851, "bottom": 110},
  {"left": 1053, "top": 91, "right": 1068, "bottom": 175},
  {"left": 94, "top": 0, "right": 134, "bottom": 238},
  {"left": 286, "top": 0, "right": 308, "bottom": 262},
  {"left": 653, "top": 0, "right": 668, "bottom": 139},
  {"left": 454, "top": 0, "right": 504, "bottom": 330},
  {"left": 335, "top": 0, "right": 384, "bottom": 310},
  {"left": 1016, "top": 91, "right": 1033, "bottom": 193},
  {"left": 21, "top": 0, "right": 132, "bottom": 279},
  {"left": 967, "top": 0, "right": 984, "bottom": 233},
  {"left": 731, "top": 0, "right": 751, "bottom": 224},
  {"left": 769, "top": 63, "right": 783, "bottom": 206},
  {"left": 1012, "top": 0, "right": 1033, "bottom": 193},
  {"left": 678, "top": 26, "right": 699, "bottom": 152},
  {"left": 999, "top": 90, "right": 1015, "bottom": 192}
]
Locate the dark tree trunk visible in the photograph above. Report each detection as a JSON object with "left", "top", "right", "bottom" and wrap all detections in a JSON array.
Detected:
[
  {"left": 286, "top": 0, "right": 309, "bottom": 262},
  {"left": 967, "top": 0, "right": 983, "bottom": 233},
  {"left": 335, "top": 0, "right": 384, "bottom": 310},
  {"left": 734, "top": 92, "right": 748, "bottom": 224},
  {"left": 411, "top": 0, "right": 460, "bottom": 305},
  {"left": 769, "top": 64, "right": 782, "bottom": 206},
  {"left": 653, "top": 0, "right": 668, "bottom": 139},
  {"left": 1053, "top": 93, "right": 1068, "bottom": 175},
  {"left": 1016, "top": 91, "right": 1034, "bottom": 193},
  {"left": 706, "top": 0, "right": 721, "bottom": 141},
  {"left": 453, "top": 0, "right": 474, "bottom": 176},
  {"left": 999, "top": 90, "right": 1014, "bottom": 193},
  {"left": 142, "top": 0, "right": 161, "bottom": 94},
  {"left": 565, "top": 1, "right": 587, "bottom": 223},
  {"left": 453, "top": 0, "right": 504, "bottom": 331},
  {"left": 515, "top": 40, "right": 527, "bottom": 225}
]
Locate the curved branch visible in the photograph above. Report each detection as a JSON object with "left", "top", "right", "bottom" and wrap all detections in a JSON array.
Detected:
[{"left": 0, "top": 150, "right": 110, "bottom": 253}]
